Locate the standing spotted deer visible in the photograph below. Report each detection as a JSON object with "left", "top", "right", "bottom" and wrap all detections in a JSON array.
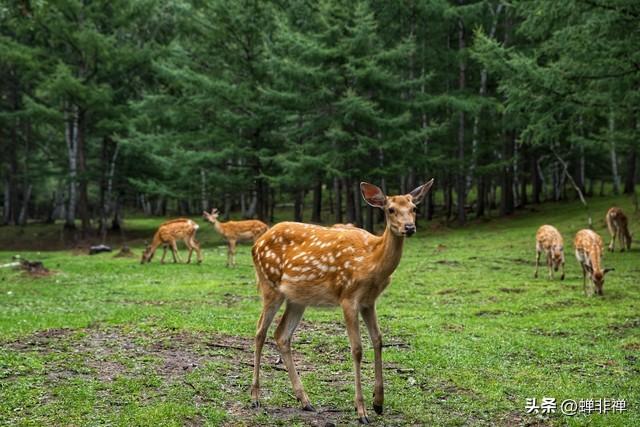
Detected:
[
  {"left": 202, "top": 208, "right": 268, "bottom": 267},
  {"left": 574, "top": 229, "right": 614, "bottom": 296},
  {"left": 141, "top": 218, "right": 202, "bottom": 264},
  {"left": 534, "top": 225, "right": 565, "bottom": 280},
  {"left": 250, "top": 179, "right": 434, "bottom": 424},
  {"left": 606, "top": 207, "right": 632, "bottom": 252}
]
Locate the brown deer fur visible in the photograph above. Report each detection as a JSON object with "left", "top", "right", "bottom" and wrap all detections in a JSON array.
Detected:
[
  {"left": 203, "top": 208, "right": 268, "bottom": 267},
  {"left": 574, "top": 229, "right": 613, "bottom": 296},
  {"left": 534, "top": 225, "right": 565, "bottom": 280},
  {"left": 606, "top": 207, "right": 632, "bottom": 252},
  {"left": 141, "top": 218, "right": 202, "bottom": 264},
  {"left": 250, "top": 179, "right": 434, "bottom": 424}
]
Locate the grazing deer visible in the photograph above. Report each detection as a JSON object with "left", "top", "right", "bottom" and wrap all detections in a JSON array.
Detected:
[
  {"left": 250, "top": 179, "right": 434, "bottom": 424},
  {"left": 534, "top": 225, "right": 565, "bottom": 280},
  {"left": 141, "top": 218, "right": 202, "bottom": 264},
  {"left": 606, "top": 207, "right": 632, "bottom": 252},
  {"left": 202, "top": 208, "right": 268, "bottom": 267},
  {"left": 574, "top": 229, "right": 613, "bottom": 296}
]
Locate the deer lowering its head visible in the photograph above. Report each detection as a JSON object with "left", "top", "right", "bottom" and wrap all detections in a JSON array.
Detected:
[
  {"left": 250, "top": 179, "right": 434, "bottom": 424},
  {"left": 534, "top": 225, "right": 565, "bottom": 280},
  {"left": 141, "top": 218, "right": 202, "bottom": 264},
  {"left": 574, "top": 229, "right": 613, "bottom": 296},
  {"left": 606, "top": 207, "right": 632, "bottom": 252},
  {"left": 202, "top": 208, "right": 268, "bottom": 267}
]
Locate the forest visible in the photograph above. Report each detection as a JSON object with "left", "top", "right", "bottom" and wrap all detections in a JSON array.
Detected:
[{"left": 1, "top": 0, "right": 639, "bottom": 234}]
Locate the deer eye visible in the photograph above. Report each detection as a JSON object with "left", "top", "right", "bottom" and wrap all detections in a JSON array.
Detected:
[{"left": 388, "top": 208, "right": 395, "bottom": 214}]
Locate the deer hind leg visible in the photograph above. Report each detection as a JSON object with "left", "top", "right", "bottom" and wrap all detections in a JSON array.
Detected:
[
  {"left": 251, "top": 285, "right": 284, "bottom": 408},
  {"left": 274, "top": 301, "right": 313, "bottom": 411},
  {"left": 342, "top": 301, "right": 368, "bottom": 423},
  {"left": 191, "top": 237, "right": 203, "bottom": 263},
  {"left": 228, "top": 240, "right": 237, "bottom": 267},
  {"left": 170, "top": 240, "right": 182, "bottom": 263},
  {"left": 160, "top": 245, "right": 168, "bottom": 264},
  {"left": 609, "top": 225, "right": 617, "bottom": 252},
  {"left": 534, "top": 249, "right": 541, "bottom": 278},
  {"left": 184, "top": 238, "right": 193, "bottom": 263},
  {"left": 361, "top": 305, "right": 384, "bottom": 416},
  {"left": 546, "top": 253, "right": 553, "bottom": 280}
]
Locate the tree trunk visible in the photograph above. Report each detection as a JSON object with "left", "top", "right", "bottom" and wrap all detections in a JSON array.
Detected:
[
  {"left": 609, "top": 110, "right": 621, "bottom": 194},
  {"left": 294, "top": 189, "right": 304, "bottom": 222},
  {"left": 531, "top": 152, "right": 541, "bottom": 204},
  {"left": 456, "top": 12, "right": 466, "bottom": 225},
  {"left": 76, "top": 109, "right": 90, "bottom": 235},
  {"left": 476, "top": 175, "right": 486, "bottom": 217},
  {"left": 311, "top": 179, "right": 322, "bottom": 223},
  {"left": 334, "top": 177, "right": 342, "bottom": 223},
  {"left": 345, "top": 178, "right": 355, "bottom": 224},
  {"left": 17, "top": 184, "right": 32, "bottom": 226},
  {"left": 64, "top": 104, "right": 79, "bottom": 230},
  {"left": 201, "top": 168, "right": 208, "bottom": 212},
  {"left": 624, "top": 117, "right": 637, "bottom": 194},
  {"left": 365, "top": 205, "right": 374, "bottom": 233},
  {"left": 501, "top": 131, "right": 515, "bottom": 215},
  {"left": 353, "top": 181, "right": 362, "bottom": 226}
]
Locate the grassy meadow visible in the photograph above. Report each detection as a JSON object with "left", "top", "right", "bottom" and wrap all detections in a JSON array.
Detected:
[{"left": 0, "top": 196, "right": 638, "bottom": 426}]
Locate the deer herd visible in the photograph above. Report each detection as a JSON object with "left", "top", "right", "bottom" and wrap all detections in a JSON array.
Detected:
[{"left": 139, "top": 181, "right": 634, "bottom": 424}]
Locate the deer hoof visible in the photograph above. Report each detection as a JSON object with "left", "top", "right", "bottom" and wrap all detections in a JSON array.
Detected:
[
  {"left": 560, "top": 274, "right": 565, "bottom": 281},
  {"left": 302, "top": 403, "right": 316, "bottom": 412},
  {"left": 373, "top": 404, "right": 383, "bottom": 415},
  {"left": 358, "top": 416, "right": 370, "bottom": 424},
  {"left": 251, "top": 400, "right": 260, "bottom": 409}
]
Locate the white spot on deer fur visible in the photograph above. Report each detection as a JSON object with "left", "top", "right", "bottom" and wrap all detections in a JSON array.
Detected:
[
  {"left": 292, "top": 252, "right": 306, "bottom": 260},
  {"left": 344, "top": 261, "right": 351, "bottom": 269},
  {"left": 329, "top": 266, "right": 337, "bottom": 272},
  {"left": 354, "top": 256, "right": 364, "bottom": 263},
  {"left": 328, "top": 255, "right": 335, "bottom": 263}
]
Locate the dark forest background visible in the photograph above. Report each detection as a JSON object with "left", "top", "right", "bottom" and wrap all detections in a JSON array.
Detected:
[{"left": 1, "top": 0, "right": 638, "bottom": 236}]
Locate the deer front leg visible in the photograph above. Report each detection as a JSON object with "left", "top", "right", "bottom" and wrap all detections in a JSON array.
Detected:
[
  {"left": 546, "top": 253, "right": 553, "bottom": 280},
  {"left": 560, "top": 261, "right": 565, "bottom": 281},
  {"left": 361, "top": 305, "right": 384, "bottom": 416},
  {"left": 534, "top": 250, "right": 540, "bottom": 278},
  {"left": 229, "top": 240, "right": 237, "bottom": 267},
  {"left": 160, "top": 246, "right": 168, "bottom": 264},
  {"left": 192, "top": 237, "right": 203, "bottom": 263},
  {"left": 251, "top": 286, "right": 284, "bottom": 408},
  {"left": 170, "top": 240, "right": 182, "bottom": 263},
  {"left": 274, "top": 301, "right": 312, "bottom": 411},
  {"left": 608, "top": 229, "right": 616, "bottom": 252},
  {"left": 343, "top": 301, "right": 368, "bottom": 424}
]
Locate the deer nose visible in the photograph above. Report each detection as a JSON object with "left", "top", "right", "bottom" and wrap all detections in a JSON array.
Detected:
[{"left": 404, "top": 224, "right": 416, "bottom": 236}]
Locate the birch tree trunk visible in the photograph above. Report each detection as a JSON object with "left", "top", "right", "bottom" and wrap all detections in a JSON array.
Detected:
[
  {"left": 456, "top": 11, "right": 466, "bottom": 225},
  {"left": 469, "top": 3, "right": 503, "bottom": 191},
  {"left": 64, "top": 104, "right": 79, "bottom": 229},
  {"left": 609, "top": 110, "right": 621, "bottom": 194},
  {"left": 200, "top": 168, "right": 208, "bottom": 212}
]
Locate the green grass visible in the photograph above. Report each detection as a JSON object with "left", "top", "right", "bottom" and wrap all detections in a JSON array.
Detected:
[{"left": 1, "top": 195, "right": 639, "bottom": 426}]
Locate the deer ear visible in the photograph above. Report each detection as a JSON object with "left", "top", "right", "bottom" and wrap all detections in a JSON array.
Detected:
[
  {"left": 409, "top": 178, "right": 434, "bottom": 205},
  {"left": 360, "top": 182, "right": 386, "bottom": 208},
  {"left": 604, "top": 267, "right": 615, "bottom": 275}
]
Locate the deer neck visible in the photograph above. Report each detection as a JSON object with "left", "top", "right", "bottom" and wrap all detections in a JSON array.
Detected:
[
  {"left": 212, "top": 219, "right": 225, "bottom": 235},
  {"left": 369, "top": 222, "right": 405, "bottom": 279}
]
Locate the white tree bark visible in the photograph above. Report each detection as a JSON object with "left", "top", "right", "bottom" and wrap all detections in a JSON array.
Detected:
[
  {"left": 65, "top": 103, "right": 79, "bottom": 227},
  {"left": 609, "top": 110, "right": 621, "bottom": 194},
  {"left": 469, "top": 2, "right": 503, "bottom": 190}
]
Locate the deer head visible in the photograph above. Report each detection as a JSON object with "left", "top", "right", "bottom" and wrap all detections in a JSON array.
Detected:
[
  {"left": 551, "top": 245, "right": 564, "bottom": 271},
  {"left": 360, "top": 179, "right": 434, "bottom": 237},
  {"left": 202, "top": 208, "right": 220, "bottom": 223}
]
